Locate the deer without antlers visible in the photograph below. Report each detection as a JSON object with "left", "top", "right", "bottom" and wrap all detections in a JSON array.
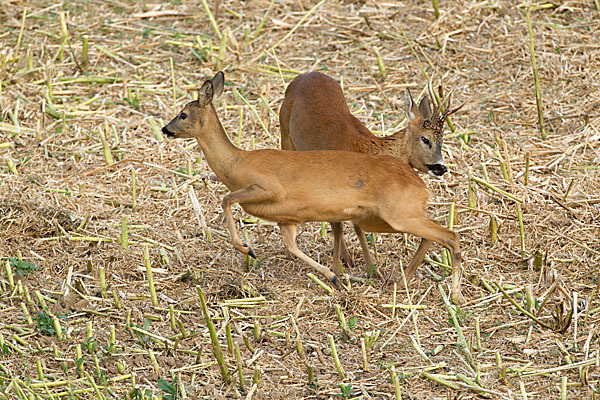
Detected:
[
  {"left": 280, "top": 71, "right": 463, "bottom": 280},
  {"left": 162, "top": 71, "right": 464, "bottom": 304}
]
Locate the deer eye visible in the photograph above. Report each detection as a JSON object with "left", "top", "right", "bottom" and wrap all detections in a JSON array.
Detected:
[
  {"left": 180, "top": 112, "right": 187, "bottom": 120},
  {"left": 421, "top": 136, "right": 431, "bottom": 147}
]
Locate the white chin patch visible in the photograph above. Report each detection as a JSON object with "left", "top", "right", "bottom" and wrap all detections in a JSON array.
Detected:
[{"left": 427, "top": 170, "right": 439, "bottom": 177}]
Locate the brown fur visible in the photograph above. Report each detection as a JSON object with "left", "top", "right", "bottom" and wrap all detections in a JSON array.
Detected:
[
  {"left": 279, "top": 71, "right": 462, "bottom": 283},
  {"left": 279, "top": 71, "right": 454, "bottom": 172},
  {"left": 162, "top": 72, "right": 464, "bottom": 303}
]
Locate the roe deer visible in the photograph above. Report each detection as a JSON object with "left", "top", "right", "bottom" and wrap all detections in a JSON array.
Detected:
[
  {"left": 162, "top": 71, "right": 464, "bottom": 304},
  {"left": 279, "top": 71, "right": 463, "bottom": 278}
]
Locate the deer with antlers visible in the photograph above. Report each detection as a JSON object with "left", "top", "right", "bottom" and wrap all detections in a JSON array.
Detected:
[{"left": 279, "top": 71, "right": 463, "bottom": 280}]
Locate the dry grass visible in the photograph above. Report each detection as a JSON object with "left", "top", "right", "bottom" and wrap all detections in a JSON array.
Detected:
[{"left": 1, "top": 0, "right": 599, "bottom": 399}]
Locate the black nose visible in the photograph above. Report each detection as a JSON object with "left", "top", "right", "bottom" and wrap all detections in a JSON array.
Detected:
[
  {"left": 427, "top": 163, "right": 447, "bottom": 176},
  {"left": 161, "top": 126, "right": 174, "bottom": 137}
]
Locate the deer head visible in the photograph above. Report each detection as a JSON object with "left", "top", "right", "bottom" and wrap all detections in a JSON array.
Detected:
[
  {"left": 405, "top": 84, "right": 463, "bottom": 177},
  {"left": 161, "top": 71, "right": 225, "bottom": 139}
]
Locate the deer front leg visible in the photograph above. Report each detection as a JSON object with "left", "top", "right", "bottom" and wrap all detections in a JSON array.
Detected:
[
  {"left": 221, "top": 185, "right": 273, "bottom": 259},
  {"left": 448, "top": 232, "right": 464, "bottom": 305},
  {"left": 385, "top": 217, "right": 465, "bottom": 304},
  {"left": 279, "top": 223, "right": 340, "bottom": 288}
]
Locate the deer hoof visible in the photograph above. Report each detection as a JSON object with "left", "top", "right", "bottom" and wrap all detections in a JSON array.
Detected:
[
  {"left": 331, "top": 275, "right": 340, "bottom": 289},
  {"left": 243, "top": 244, "right": 256, "bottom": 259}
]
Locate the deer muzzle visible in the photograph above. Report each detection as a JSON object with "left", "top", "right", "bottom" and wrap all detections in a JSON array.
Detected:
[
  {"left": 161, "top": 126, "right": 175, "bottom": 138},
  {"left": 426, "top": 163, "right": 448, "bottom": 177}
]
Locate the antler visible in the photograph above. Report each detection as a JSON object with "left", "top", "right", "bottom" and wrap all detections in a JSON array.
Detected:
[
  {"left": 440, "top": 90, "right": 464, "bottom": 121},
  {"left": 427, "top": 80, "right": 439, "bottom": 118},
  {"left": 424, "top": 83, "right": 464, "bottom": 131}
]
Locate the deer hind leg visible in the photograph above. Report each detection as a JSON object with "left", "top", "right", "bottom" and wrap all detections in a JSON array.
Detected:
[
  {"left": 353, "top": 224, "right": 382, "bottom": 280},
  {"left": 279, "top": 223, "right": 339, "bottom": 288},
  {"left": 391, "top": 217, "right": 463, "bottom": 304},
  {"left": 331, "top": 222, "right": 354, "bottom": 271},
  {"left": 221, "top": 185, "right": 273, "bottom": 259}
]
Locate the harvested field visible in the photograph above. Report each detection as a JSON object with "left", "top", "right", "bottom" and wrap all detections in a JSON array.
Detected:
[{"left": 1, "top": 0, "right": 599, "bottom": 399}]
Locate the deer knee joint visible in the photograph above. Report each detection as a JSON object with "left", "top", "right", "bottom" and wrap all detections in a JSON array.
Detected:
[{"left": 221, "top": 196, "right": 231, "bottom": 210}]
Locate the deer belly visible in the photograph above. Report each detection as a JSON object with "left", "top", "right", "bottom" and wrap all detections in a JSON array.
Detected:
[
  {"left": 354, "top": 217, "right": 398, "bottom": 233},
  {"left": 241, "top": 202, "right": 365, "bottom": 225}
]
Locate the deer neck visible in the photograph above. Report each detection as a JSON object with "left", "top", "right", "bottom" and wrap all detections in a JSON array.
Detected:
[
  {"left": 195, "top": 104, "right": 244, "bottom": 186},
  {"left": 369, "top": 128, "right": 411, "bottom": 165}
]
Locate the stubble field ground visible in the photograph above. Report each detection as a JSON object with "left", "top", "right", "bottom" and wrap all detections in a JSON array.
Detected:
[{"left": 0, "top": 0, "right": 599, "bottom": 399}]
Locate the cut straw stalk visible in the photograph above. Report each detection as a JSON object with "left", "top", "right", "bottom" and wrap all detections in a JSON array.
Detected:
[
  {"left": 432, "top": 0, "right": 440, "bottom": 19},
  {"left": 373, "top": 47, "right": 387, "bottom": 80},
  {"left": 467, "top": 170, "right": 476, "bottom": 208},
  {"left": 58, "top": 12, "right": 68, "bottom": 62},
  {"left": 216, "top": 28, "right": 228, "bottom": 71},
  {"left": 439, "top": 286, "right": 474, "bottom": 368},
  {"left": 360, "top": 338, "right": 368, "bottom": 371},
  {"left": 148, "top": 116, "right": 164, "bottom": 142},
  {"left": 521, "top": 357, "right": 598, "bottom": 377},
  {"left": 334, "top": 305, "right": 352, "bottom": 340},
  {"left": 5, "top": 157, "right": 18, "bottom": 174},
  {"left": 81, "top": 35, "right": 88, "bottom": 70},
  {"left": 5, "top": 260, "right": 14, "bottom": 290},
  {"left": 489, "top": 215, "right": 498, "bottom": 245},
  {"left": 15, "top": 9, "right": 26, "bottom": 54},
  {"left": 233, "top": 88, "right": 272, "bottom": 139},
  {"left": 53, "top": 316, "right": 63, "bottom": 341},
  {"left": 290, "top": 316, "right": 305, "bottom": 360},
  {"left": 196, "top": 286, "right": 230, "bottom": 383},
  {"left": 234, "top": 342, "right": 246, "bottom": 392},
  {"left": 328, "top": 335, "right": 346, "bottom": 379},
  {"left": 471, "top": 176, "right": 522, "bottom": 203},
  {"left": 170, "top": 57, "right": 176, "bottom": 116},
  {"left": 391, "top": 365, "right": 402, "bottom": 399},
  {"left": 221, "top": 307, "right": 234, "bottom": 354},
  {"left": 99, "top": 266, "right": 106, "bottom": 297},
  {"left": 307, "top": 273, "right": 334, "bottom": 294},
  {"left": 143, "top": 246, "right": 158, "bottom": 307},
  {"left": 493, "top": 282, "right": 553, "bottom": 330},
  {"left": 399, "top": 28, "right": 427, "bottom": 80},
  {"left": 76, "top": 344, "right": 84, "bottom": 376},
  {"left": 442, "top": 201, "right": 455, "bottom": 268},
  {"left": 422, "top": 372, "right": 459, "bottom": 390},
  {"left": 526, "top": 8, "right": 547, "bottom": 139},
  {"left": 516, "top": 205, "right": 525, "bottom": 258},
  {"left": 20, "top": 303, "right": 32, "bottom": 325},
  {"left": 99, "top": 124, "right": 114, "bottom": 165},
  {"left": 200, "top": 0, "right": 221, "bottom": 39},
  {"left": 121, "top": 217, "right": 128, "bottom": 248},
  {"left": 252, "top": 0, "right": 275, "bottom": 40}
]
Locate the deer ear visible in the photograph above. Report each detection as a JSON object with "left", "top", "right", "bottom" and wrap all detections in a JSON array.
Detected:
[
  {"left": 198, "top": 80, "right": 214, "bottom": 107},
  {"left": 405, "top": 88, "right": 418, "bottom": 121},
  {"left": 418, "top": 95, "right": 432, "bottom": 119},
  {"left": 211, "top": 71, "right": 224, "bottom": 99}
]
